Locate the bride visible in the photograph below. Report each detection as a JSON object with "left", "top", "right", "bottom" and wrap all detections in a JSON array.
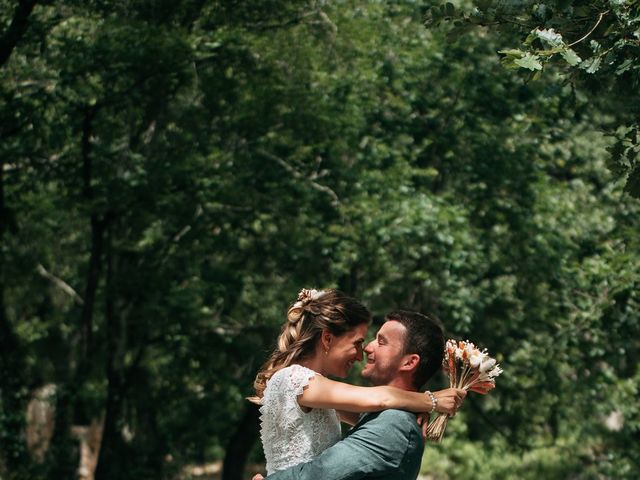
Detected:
[{"left": 250, "top": 288, "right": 463, "bottom": 475}]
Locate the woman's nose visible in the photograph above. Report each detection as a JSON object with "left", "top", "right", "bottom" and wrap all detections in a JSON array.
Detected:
[{"left": 363, "top": 341, "right": 374, "bottom": 354}]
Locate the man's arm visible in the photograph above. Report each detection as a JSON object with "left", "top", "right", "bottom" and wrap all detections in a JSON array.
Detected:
[{"left": 266, "top": 410, "right": 422, "bottom": 480}]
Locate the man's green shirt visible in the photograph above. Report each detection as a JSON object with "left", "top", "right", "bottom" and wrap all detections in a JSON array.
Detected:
[{"left": 266, "top": 409, "right": 424, "bottom": 480}]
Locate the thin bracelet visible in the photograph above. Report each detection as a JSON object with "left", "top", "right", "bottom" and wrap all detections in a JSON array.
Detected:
[{"left": 425, "top": 390, "right": 437, "bottom": 413}]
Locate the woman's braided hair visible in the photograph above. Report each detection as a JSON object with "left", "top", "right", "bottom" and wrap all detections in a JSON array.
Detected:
[{"left": 249, "top": 289, "right": 370, "bottom": 404}]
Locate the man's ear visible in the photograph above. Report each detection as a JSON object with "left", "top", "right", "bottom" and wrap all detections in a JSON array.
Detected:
[{"left": 399, "top": 353, "right": 420, "bottom": 372}]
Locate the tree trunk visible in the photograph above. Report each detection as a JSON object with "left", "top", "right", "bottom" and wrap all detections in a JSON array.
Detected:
[
  {"left": 47, "top": 105, "right": 106, "bottom": 478},
  {"left": 0, "top": 158, "right": 31, "bottom": 476},
  {"left": 80, "top": 106, "right": 100, "bottom": 362},
  {"left": 221, "top": 403, "right": 260, "bottom": 480},
  {"left": 45, "top": 383, "right": 79, "bottom": 480},
  {"left": 94, "top": 229, "right": 125, "bottom": 480},
  {"left": 45, "top": 321, "right": 78, "bottom": 480},
  {"left": 0, "top": 0, "right": 39, "bottom": 68},
  {"left": 73, "top": 106, "right": 105, "bottom": 426},
  {"left": 73, "top": 214, "right": 107, "bottom": 425},
  {"left": 93, "top": 368, "right": 125, "bottom": 480}
]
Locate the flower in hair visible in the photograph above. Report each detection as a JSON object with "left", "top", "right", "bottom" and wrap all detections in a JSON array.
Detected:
[{"left": 294, "top": 288, "right": 327, "bottom": 307}]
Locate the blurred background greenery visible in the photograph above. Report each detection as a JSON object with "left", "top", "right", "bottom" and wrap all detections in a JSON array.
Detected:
[{"left": 1, "top": 1, "right": 638, "bottom": 479}]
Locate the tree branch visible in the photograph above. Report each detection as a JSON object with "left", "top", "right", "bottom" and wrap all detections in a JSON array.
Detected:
[
  {"left": 257, "top": 149, "right": 340, "bottom": 207},
  {"left": 36, "top": 263, "right": 84, "bottom": 305},
  {"left": 0, "top": 0, "right": 39, "bottom": 68},
  {"left": 568, "top": 11, "right": 610, "bottom": 47}
]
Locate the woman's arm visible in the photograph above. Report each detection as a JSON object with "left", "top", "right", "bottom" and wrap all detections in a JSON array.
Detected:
[{"left": 298, "top": 375, "right": 464, "bottom": 415}]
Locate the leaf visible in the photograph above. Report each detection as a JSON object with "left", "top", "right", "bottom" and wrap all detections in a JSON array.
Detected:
[
  {"left": 616, "top": 58, "right": 634, "bottom": 75},
  {"left": 624, "top": 165, "right": 640, "bottom": 198},
  {"left": 423, "top": 6, "right": 441, "bottom": 26},
  {"left": 581, "top": 56, "right": 602, "bottom": 74},
  {"left": 445, "top": 2, "right": 455, "bottom": 17},
  {"left": 498, "top": 48, "right": 525, "bottom": 57},
  {"left": 607, "top": 142, "right": 629, "bottom": 176},
  {"left": 524, "top": 30, "right": 537, "bottom": 46},
  {"left": 561, "top": 48, "right": 582, "bottom": 66},
  {"left": 499, "top": 49, "right": 528, "bottom": 69},
  {"left": 535, "top": 28, "right": 564, "bottom": 48},
  {"left": 514, "top": 53, "right": 543, "bottom": 71}
]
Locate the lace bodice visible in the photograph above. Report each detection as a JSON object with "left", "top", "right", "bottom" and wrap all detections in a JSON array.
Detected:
[{"left": 259, "top": 364, "right": 341, "bottom": 474}]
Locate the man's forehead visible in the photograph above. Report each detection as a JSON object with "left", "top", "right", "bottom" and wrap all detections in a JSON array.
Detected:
[{"left": 377, "top": 320, "right": 406, "bottom": 339}]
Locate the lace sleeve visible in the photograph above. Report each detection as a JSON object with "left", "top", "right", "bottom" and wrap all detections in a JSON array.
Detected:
[{"left": 264, "top": 364, "right": 318, "bottom": 409}]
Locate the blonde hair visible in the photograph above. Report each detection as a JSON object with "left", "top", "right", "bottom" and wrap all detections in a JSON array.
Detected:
[{"left": 249, "top": 289, "right": 370, "bottom": 403}]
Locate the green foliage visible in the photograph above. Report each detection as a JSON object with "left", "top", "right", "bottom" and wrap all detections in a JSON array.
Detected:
[
  {"left": 426, "top": 0, "right": 640, "bottom": 198},
  {"left": 0, "top": 0, "right": 639, "bottom": 479}
]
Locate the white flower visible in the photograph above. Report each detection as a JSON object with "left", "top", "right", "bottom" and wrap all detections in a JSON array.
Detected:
[
  {"left": 309, "top": 289, "right": 327, "bottom": 300},
  {"left": 469, "top": 353, "right": 483, "bottom": 368},
  {"left": 464, "top": 343, "right": 476, "bottom": 358},
  {"left": 479, "top": 358, "right": 496, "bottom": 373},
  {"left": 487, "top": 365, "right": 503, "bottom": 378},
  {"left": 294, "top": 288, "right": 328, "bottom": 307},
  {"left": 455, "top": 347, "right": 464, "bottom": 360}
]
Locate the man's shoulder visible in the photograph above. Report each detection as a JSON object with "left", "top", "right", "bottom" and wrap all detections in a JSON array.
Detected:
[
  {"left": 354, "top": 410, "right": 423, "bottom": 458},
  {"left": 365, "top": 409, "right": 423, "bottom": 440},
  {"left": 379, "top": 408, "right": 416, "bottom": 419},
  {"left": 364, "top": 409, "right": 419, "bottom": 430},
  {"left": 376, "top": 409, "right": 418, "bottom": 421}
]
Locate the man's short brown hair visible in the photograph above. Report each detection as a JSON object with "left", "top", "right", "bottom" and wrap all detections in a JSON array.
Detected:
[{"left": 385, "top": 310, "right": 445, "bottom": 389}]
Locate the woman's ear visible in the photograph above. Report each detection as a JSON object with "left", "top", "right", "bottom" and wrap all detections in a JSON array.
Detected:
[
  {"left": 321, "top": 329, "right": 333, "bottom": 352},
  {"left": 399, "top": 353, "right": 420, "bottom": 372}
]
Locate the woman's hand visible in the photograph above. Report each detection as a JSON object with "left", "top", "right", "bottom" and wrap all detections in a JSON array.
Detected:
[
  {"left": 252, "top": 474, "right": 264, "bottom": 480},
  {"left": 433, "top": 388, "right": 466, "bottom": 416}
]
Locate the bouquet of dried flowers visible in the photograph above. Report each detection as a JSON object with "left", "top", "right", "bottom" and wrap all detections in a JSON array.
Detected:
[{"left": 426, "top": 339, "right": 503, "bottom": 442}]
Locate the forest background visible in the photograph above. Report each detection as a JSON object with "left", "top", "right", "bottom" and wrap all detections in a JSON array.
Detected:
[{"left": 1, "top": 1, "right": 639, "bottom": 479}]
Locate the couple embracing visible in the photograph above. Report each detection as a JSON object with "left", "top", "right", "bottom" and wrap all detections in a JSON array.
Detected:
[{"left": 249, "top": 289, "right": 466, "bottom": 480}]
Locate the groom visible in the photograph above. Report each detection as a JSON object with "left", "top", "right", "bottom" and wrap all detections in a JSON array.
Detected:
[{"left": 255, "top": 310, "right": 466, "bottom": 480}]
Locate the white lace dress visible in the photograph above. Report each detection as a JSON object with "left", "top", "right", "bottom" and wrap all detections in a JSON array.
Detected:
[{"left": 259, "top": 364, "right": 341, "bottom": 474}]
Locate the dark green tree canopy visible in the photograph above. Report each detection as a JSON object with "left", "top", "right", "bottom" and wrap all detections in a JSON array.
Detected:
[{"left": 1, "top": 1, "right": 638, "bottom": 479}]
